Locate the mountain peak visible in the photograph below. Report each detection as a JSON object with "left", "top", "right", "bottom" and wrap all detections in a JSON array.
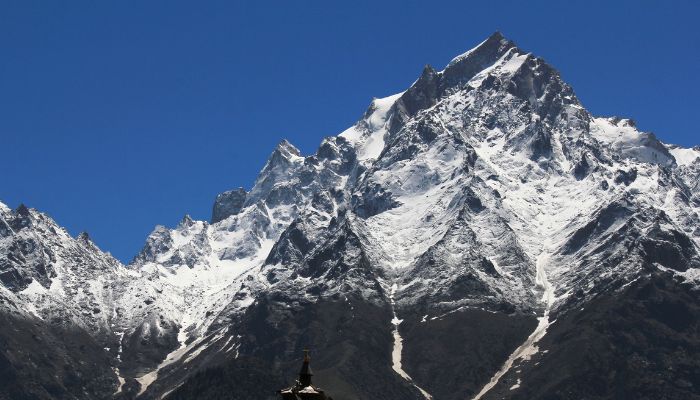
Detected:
[
  {"left": 77, "top": 231, "right": 99, "bottom": 249},
  {"left": 179, "top": 214, "right": 195, "bottom": 227},
  {"left": 77, "top": 231, "right": 91, "bottom": 242},
  {"left": 260, "top": 140, "right": 303, "bottom": 173},
  {"left": 0, "top": 201, "right": 9, "bottom": 215},
  {"left": 489, "top": 30, "right": 505, "bottom": 41},
  {"left": 15, "top": 203, "right": 31, "bottom": 217},
  {"left": 387, "top": 32, "right": 526, "bottom": 132},
  {"left": 276, "top": 139, "right": 301, "bottom": 158},
  {"left": 445, "top": 31, "right": 518, "bottom": 71}
]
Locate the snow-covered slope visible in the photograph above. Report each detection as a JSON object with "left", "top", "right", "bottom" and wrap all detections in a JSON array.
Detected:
[
  {"left": 1, "top": 32, "right": 699, "bottom": 400},
  {"left": 0, "top": 203, "right": 127, "bottom": 333}
]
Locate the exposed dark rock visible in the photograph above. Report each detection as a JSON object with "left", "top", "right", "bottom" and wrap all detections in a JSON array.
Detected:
[
  {"left": 573, "top": 153, "right": 591, "bottom": 180},
  {"left": 614, "top": 168, "right": 638, "bottom": 185},
  {"left": 401, "top": 309, "right": 537, "bottom": 400},
  {"left": 352, "top": 184, "right": 401, "bottom": 219},
  {"left": 169, "top": 297, "right": 422, "bottom": 400},
  {"left": 0, "top": 312, "right": 117, "bottom": 400},
  {"left": 211, "top": 188, "right": 247, "bottom": 223},
  {"left": 119, "top": 315, "right": 180, "bottom": 377},
  {"left": 562, "top": 200, "right": 634, "bottom": 254},
  {"left": 485, "top": 273, "right": 700, "bottom": 400}
]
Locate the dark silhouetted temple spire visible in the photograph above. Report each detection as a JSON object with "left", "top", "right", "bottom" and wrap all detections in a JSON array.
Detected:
[
  {"left": 299, "top": 349, "right": 313, "bottom": 387},
  {"left": 278, "top": 350, "right": 333, "bottom": 400}
]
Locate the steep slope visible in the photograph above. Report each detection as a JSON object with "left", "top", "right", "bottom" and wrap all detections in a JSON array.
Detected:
[
  {"left": 164, "top": 33, "right": 700, "bottom": 400},
  {"left": 1, "top": 32, "right": 699, "bottom": 400},
  {"left": 0, "top": 204, "right": 131, "bottom": 398}
]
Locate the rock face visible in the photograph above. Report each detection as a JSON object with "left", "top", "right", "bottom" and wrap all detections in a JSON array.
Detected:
[
  {"left": 211, "top": 188, "right": 247, "bottom": 223},
  {"left": 1, "top": 32, "right": 700, "bottom": 400}
]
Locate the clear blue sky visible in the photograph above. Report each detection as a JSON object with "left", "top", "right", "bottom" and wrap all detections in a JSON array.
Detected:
[{"left": 1, "top": 0, "right": 698, "bottom": 262}]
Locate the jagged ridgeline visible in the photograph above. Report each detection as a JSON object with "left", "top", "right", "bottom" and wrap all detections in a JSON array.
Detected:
[{"left": 1, "top": 32, "right": 700, "bottom": 400}]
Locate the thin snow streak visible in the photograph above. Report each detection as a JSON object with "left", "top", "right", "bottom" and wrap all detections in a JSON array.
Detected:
[{"left": 390, "top": 283, "right": 433, "bottom": 400}]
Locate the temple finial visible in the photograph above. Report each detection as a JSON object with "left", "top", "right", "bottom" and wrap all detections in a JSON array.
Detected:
[
  {"left": 279, "top": 349, "right": 332, "bottom": 399},
  {"left": 298, "top": 349, "right": 313, "bottom": 387}
]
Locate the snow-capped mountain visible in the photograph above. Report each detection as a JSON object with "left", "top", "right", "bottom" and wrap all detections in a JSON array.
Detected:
[{"left": 1, "top": 32, "right": 699, "bottom": 400}]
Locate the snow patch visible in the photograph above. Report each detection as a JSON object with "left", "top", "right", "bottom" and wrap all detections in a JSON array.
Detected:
[
  {"left": 340, "top": 92, "right": 402, "bottom": 161},
  {"left": 509, "top": 378, "right": 521, "bottom": 390},
  {"left": 668, "top": 145, "right": 700, "bottom": 167},
  {"left": 20, "top": 279, "right": 47, "bottom": 295},
  {"left": 591, "top": 118, "right": 673, "bottom": 166}
]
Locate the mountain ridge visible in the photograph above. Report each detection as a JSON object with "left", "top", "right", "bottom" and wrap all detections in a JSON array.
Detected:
[{"left": 1, "top": 32, "right": 699, "bottom": 400}]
